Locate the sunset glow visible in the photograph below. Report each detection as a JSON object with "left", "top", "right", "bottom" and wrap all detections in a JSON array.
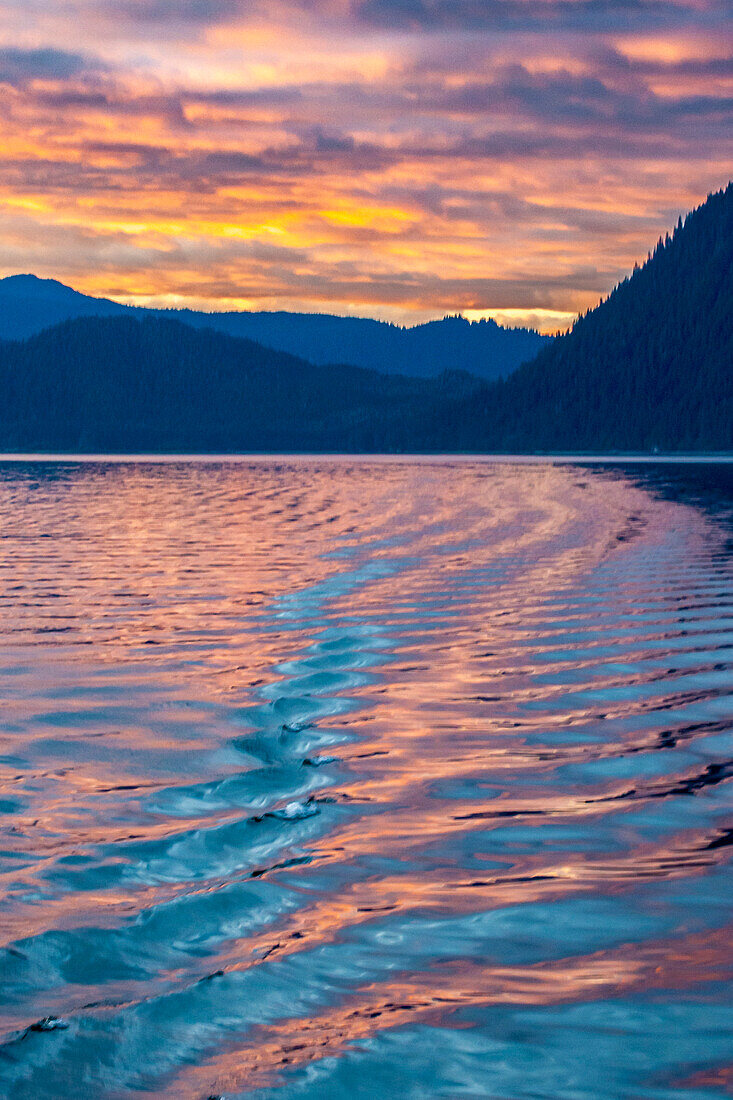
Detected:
[{"left": 0, "top": 0, "right": 730, "bottom": 328}]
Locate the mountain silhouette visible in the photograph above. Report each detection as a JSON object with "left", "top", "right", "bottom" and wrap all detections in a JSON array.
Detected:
[
  {"left": 0, "top": 275, "right": 126, "bottom": 339},
  {"left": 430, "top": 182, "right": 733, "bottom": 453},
  {"left": 0, "top": 183, "right": 729, "bottom": 454},
  {"left": 0, "top": 275, "right": 548, "bottom": 383},
  {"left": 0, "top": 313, "right": 475, "bottom": 452}
]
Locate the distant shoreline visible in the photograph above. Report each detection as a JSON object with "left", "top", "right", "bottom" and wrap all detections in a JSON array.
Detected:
[{"left": 1, "top": 453, "right": 732, "bottom": 464}]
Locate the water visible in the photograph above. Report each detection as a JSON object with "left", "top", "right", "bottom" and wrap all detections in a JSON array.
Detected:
[{"left": 0, "top": 457, "right": 731, "bottom": 1099}]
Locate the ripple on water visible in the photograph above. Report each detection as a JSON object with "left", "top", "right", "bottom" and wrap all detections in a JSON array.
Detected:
[{"left": 0, "top": 458, "right": 731, "bottom": 1099}]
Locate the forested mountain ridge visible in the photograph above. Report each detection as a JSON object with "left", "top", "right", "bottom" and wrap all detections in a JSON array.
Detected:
[
  {"left": 0, "top": 276, "right": 126, "bottom": 339},
  {"left": 148, "top": 309, "right": 549, "bottom": 382},
  {"left": 0, "top": 275, "right": 548, "bottom": 383},
  {"left": 0, "top": 314, "right": 475, "bottom": 452},
  {"left": 436, "top": 182, "right": 733, "bottom": 452},
  {"left": 0, "top": 184, "right": 729, "bottom": 454}
]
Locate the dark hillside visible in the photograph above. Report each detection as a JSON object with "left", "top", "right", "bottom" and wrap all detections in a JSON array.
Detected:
[
  {"left": 0, "top": 276, "right": 548, "bottom": 383},
  {"left": 444, "top": 183, "right": 733, "bottom": 452},
  {"left": 0, "top": 315, "right": 471, "bottom": 452},
  {"left": 0, "top": 185, "right": 729, "bottom": 454}
]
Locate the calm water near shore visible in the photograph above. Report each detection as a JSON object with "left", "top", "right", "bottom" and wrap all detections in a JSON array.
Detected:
[{"left": 0, "top": 457, "right": 731, "bottom": 1099}]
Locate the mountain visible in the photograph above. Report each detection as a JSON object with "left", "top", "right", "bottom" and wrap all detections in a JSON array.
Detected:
[
  {"left": 0, "top": 276, "right": 549, "bottom": 383},
  {"left": 432, "top": 182, "right": 733, "bottom": 453},
  {"left": 0, "top": 275, "right": 126, "bottom": 339},
  {"left": 157, "top": 309, "right": 548, "bottom": 382},
  {"left": 0, "top": 314, "right": 475, "bottom": 453},
  {"left": 0, "top": 184, "right": 729, "bottom": 454}
]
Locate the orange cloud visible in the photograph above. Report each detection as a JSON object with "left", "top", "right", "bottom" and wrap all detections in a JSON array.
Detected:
[{"left": 0, "top": 1, "right": 729, "bottom": 327}]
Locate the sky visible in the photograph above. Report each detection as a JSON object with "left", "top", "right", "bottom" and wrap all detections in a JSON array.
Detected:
[{"left": 0, "top": 1, "right": 730, "bottom": 331}]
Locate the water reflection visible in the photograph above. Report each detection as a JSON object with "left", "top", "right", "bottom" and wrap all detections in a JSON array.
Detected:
[{"left": 0, "top": 459, "right": 731, "bottom": 1099}]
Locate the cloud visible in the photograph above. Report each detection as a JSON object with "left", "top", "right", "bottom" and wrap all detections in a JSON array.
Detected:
[
  {"left": 352, "top": 0, "right": 725, "bottom": 33},
  {"left": 0, "top": 47, "right": 100, "bottom": 85},
  {"left": 0, "top": 0, "right": 728, "bottom": 326},
  {"left": 113, "top": 0, "right": 247, "bottom": 21}
]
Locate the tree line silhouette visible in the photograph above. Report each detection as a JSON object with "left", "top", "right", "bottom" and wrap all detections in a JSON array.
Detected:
[{"left": 0, "top": 183, "right": 730, "bottom": 453}]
